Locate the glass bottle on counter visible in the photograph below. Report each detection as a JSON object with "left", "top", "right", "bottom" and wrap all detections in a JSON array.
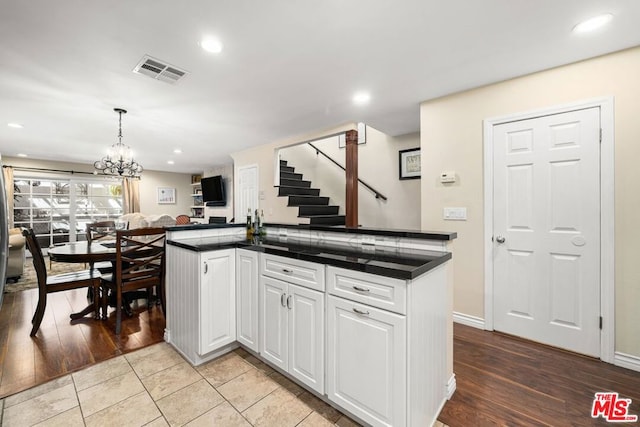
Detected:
[
  {"left": 246, "top": 208, "right": 254, "bottom": 239},
  {"left": 259, "top": 209, "right": 266, "bottom": 236},
  {"left": 254, "top": 208, "right": 261, "bottom": 236}
]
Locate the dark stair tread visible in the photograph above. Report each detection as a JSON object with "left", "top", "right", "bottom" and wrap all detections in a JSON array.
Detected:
[
  {"left": 298, "top": 213, "right": 345, "bottom": 218},
  {"left": 280, "top": 165, "right": 295, "bottom": 173},
  {"left": 297, "top": 205, "right": 339, "bottom": 216},
  {"left": 277, "top": 186, "right": 321, "bottom": 196},
  {"left": 287, "top": 196, "right": 330, "bottom": 206},
  {"left": 280, "top": 171, "right": 303, "bottom": 180},
  {"left": 280, "top": 160, "right": 288, "bottom": 166},
  {"left": 280, "top": 178, "right": 311, "bottom": 188},
  {"left": 304, "top": 215, "right": 346, "bottom": 225}
]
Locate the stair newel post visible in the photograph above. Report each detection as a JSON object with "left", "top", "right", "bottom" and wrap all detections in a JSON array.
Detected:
[{"left": 345, "top": 129, "right": 358, "bottom": 228}]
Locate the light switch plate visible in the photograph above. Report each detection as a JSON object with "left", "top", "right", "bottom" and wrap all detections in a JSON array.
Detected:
[
  {"left": 440, "top": 171, "right": 456, "bottom": 183},
  {"left": 443, "top": 207, "right": 467, "bottom": 220}
]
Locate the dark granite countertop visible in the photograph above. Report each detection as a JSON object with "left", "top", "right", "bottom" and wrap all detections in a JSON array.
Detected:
[
  {"left": 166, "top": 222, "right": 456, "bottom": 242},
  {"left": 167, "top": 235, "right": 451, "bottom": 280},
  {"left": 166, "top": 223, "right": 245, "bottom": 232},
  {"left": 263, "top": 223, "right": 457, "bottom": 241}
]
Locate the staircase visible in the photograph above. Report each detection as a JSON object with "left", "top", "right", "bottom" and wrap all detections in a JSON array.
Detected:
[{"left": 277, "top": 160, "right": 345, "bottom": 225}]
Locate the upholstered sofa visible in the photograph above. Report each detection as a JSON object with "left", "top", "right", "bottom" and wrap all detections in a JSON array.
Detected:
[
  {"left": 118, "top": 213, "right": 176, "bottom": 230},
  {"left": 7, "top": 228, "right": 26, "bottom": 280}
]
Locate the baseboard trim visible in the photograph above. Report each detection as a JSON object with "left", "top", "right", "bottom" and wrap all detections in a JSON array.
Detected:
[
  {"left": 446, "top": 373, "right": 456, "bottom": 400},
  {"left": 614, "top": 351, "right": 640, "bottom": 373},
  {"left": 453, "top": 312, "right": 485, "bottom": 329}
]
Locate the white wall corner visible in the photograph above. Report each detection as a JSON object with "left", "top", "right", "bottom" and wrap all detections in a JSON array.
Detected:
[
  {"left": 446, "top": 373, "right": 457, "bottom": 400},
  {"left": 614, "top": 352, "right": 640, "bottom": 373},
  {"left": 453, "top": 312, "right": 486, "bottom": 329}
]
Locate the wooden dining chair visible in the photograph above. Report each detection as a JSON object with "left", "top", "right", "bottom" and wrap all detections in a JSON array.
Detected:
[
  {"left": 86, "top": 221, "right": 117, "bottom": 273},
  {"left": 99, "top": 227, "right": 166, "bottom": 334},
  {"left": 22, "top": 228, "right": 102, "bottom": 336},
  {"left": 175, "top": 214, "right": 191, "bottom": 225},
  {"left": 86, "top": 220, "right": 116, "bottom": 242}
]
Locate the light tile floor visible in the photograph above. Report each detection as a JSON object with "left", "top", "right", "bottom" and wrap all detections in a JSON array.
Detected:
[{"left": 0, "top": 342, "right": 449, "bottom": 427}]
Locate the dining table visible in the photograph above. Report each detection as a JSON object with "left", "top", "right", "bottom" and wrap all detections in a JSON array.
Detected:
[{"left": 48, "top": 240, "right": 117, "bottom": 320}]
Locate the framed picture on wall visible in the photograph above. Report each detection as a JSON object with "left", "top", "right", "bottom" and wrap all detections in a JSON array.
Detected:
[
  {"left": 157, "top": 187, "right": 176, "bottom": 204},
  {"left": 399, "top": 148, "right": 421, "bottom": 180}
]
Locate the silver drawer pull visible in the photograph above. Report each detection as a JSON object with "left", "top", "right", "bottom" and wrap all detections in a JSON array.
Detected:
[
  {"left": 353, "top": 308, "right": 370, "bottom": 316},
  {"left": 281, "top": 293, "right": 286, "bottom": 307},
  {"left": 282, "top": 268, "right": 293, "bottom": 274},
  {"left": 286, "top": 295, "right": 292, "bottom": 309},
  {"left": 353, "top": 286, "right": 370, "bottom": 293}
]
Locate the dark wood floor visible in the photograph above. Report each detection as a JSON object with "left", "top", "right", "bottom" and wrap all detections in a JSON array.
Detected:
[
  {"left": 441, "top": 323, "right": 640, "bottom": 426},
  {"left": 0, "top": 287, "right": 164, "bottom": 399}
]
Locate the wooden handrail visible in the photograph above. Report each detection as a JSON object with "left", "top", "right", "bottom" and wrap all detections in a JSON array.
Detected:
[{"left": 307, "top": 143, "right": 387, "bottom": 201}]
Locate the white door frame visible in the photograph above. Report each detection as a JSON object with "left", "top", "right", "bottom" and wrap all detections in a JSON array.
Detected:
[{"left": 483, "top": 97, "right": 614, "bottom": 363}]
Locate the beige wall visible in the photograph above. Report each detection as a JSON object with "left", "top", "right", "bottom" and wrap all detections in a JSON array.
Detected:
[
  {"left": 4, "top": 156, "right": 193, "bottom": 217},
  {"left": 230, "top": 123, "right": 357, "bottom": 224},
  {"left": 137, "top": 170, "right": 193, "bottom": 217},
  {"left": 420, "top": 46, "right": 640, "bottom": 357},
  {"left": 236, "top": 126, "right": 421, "bottom": 229}
]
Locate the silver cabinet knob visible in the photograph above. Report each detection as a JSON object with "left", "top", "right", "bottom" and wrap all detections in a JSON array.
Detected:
[{"left": 495, "top": 235, "right": 506, "bottom": 244}]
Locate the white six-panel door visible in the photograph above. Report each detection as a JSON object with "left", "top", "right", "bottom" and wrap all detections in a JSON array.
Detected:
[
  {"left": 236, "top": 164, "right": 258, "bottom": 223},
  {"left": 493, "top": 107, "right": 601, "bottom": 357}
]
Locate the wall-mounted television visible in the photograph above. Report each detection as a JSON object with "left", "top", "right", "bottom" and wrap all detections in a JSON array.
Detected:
[{"left": 201, "top": 175, "right": 226, "bottom": 206}]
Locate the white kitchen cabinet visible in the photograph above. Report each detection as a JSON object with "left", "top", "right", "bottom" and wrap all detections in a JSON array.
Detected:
[
  {"left": 260, "top": 273, "right": 325, "bottom": 394},
  {"left": 165, "top": 245, "right": 236, "bottom": 365},
  {"left": 327, "top": 294, "right": 407, "bottom": 427},
  {"left": 261, "top": 275, "right": 288, "bottom": 370},
  {"left": 236, "top": 249, "right": 259, "bottom": 352},
  {"left": 327, "top": 264, "right": 450, "bottom": 427},
  {"left": 200, "top": 249, "right": 236, "bottom": 355}
]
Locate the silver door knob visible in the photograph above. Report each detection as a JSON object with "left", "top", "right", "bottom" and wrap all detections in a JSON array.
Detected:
[{"left": 495, "top": 235, "right": 506, "bottom": 244}]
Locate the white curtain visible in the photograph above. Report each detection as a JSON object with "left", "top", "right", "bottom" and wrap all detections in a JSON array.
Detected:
[{"left": 123, "top": 178, "right": 140, "bottom": 214}]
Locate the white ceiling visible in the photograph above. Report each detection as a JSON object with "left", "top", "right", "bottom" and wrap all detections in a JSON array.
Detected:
[{"left": 1, "top": 1, "right": 639, "bottom": 174}]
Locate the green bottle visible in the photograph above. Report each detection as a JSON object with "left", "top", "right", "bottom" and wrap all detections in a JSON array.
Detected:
[{"left": 246, "top": 208, "right": 253, "bottom": 239}]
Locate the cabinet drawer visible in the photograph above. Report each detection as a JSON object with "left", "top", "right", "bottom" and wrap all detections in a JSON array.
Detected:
[
  {"left": 327, "top": 266, "right": 406, "bottom": 315},
  {"left": 260, "top": 254, "right": 325, "bottom": 292}
]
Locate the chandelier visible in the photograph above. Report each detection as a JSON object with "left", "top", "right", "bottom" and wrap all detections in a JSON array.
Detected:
[{"left": 94, "top": 108, "right": 143, "bottom": 178}]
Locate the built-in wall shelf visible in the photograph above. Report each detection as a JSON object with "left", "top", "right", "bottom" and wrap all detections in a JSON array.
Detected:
[{"left": 190, "top": 177, "right": 204, "bottom": 218}]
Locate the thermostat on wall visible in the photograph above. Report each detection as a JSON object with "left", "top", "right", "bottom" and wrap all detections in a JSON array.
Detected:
[{"left": 440, "top": 171, "right": 456, "bottom": 183}]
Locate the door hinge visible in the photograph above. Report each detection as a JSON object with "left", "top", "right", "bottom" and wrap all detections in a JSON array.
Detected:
[
  {"left": 599, "top": 128, "right": 602, "bottom": 143},
  {"left": 599, "top": 316, "right": 603, "bottom": 330}
]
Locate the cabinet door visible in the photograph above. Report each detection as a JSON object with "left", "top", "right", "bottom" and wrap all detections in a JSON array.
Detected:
[
  {"left": 260, "top": 276, "right": 288, "bottom": 371},
  {"left": 236, "top": 249, "right": 259, "bottom": 352},
  {"left": 288, "top": 284, "right": 324, "bottom": 394},
  {"left": 199, "top": 249, "right": 236, "bottom": 355},
  {"left": 327, "top": 295, "right": 407, "bottom": 427}
]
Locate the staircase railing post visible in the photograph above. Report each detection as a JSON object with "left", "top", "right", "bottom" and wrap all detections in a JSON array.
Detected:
[{"left": 345, "top": 129, "right": 358, "bottom": 228}]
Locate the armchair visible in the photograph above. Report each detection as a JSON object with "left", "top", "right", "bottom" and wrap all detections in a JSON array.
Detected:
[{"left": 7, "top": 228, "right": 25, "bottom": 281}]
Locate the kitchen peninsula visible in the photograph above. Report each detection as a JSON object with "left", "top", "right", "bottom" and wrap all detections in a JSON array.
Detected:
[{"left": 164, "top": 223, "right": 456, "bottom": 427}]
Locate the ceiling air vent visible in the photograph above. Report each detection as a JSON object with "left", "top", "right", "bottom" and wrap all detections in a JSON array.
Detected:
[{"left": 133, "top": 55, "right": 188, "bottom": 84}]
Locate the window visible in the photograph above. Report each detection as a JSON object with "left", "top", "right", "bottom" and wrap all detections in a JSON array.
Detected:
[{"left": 14, "top": 177, "right": 123, "bottom": 249}]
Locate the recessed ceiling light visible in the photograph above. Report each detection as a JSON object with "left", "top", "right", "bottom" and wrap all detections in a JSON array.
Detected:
[
  {"left": 17, "top": 153, "right": 28, "bottom": 157},
  {"left": 353, "top": 92, "right": 371, "bottom": 105},
  {"left": 200, "top": 38, "right": 223, "bottom": 54},
  {"left": 167, "top": 160, "right": 175, "bottom": 165},
  {"left": 7, "top": 123, "right": 23, "bottom": 128},
  {"left": 572, "top": 13, "right": 613, "bottom": 33},
  {"left": 173, "top": 148, "right": 182, "bottom": 154}
]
